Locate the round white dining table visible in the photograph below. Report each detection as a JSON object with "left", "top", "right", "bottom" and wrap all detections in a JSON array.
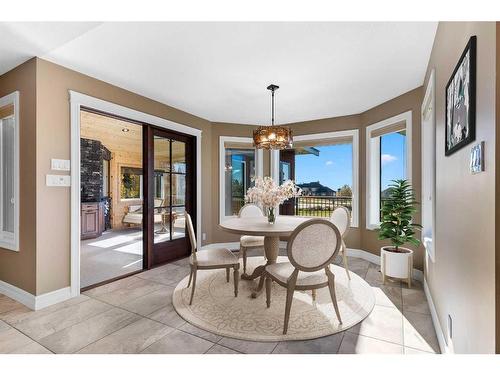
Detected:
[{"left": 219, "top": 215, "right": 310, "bottom": 297}]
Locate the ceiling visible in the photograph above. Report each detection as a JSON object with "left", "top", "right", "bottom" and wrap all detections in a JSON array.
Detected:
[
  {"left": 0, "top": 22, "right": 437, "bottom": 124},
  {"left": 80, "top": 110, "right": 184, "bottom": 161}
]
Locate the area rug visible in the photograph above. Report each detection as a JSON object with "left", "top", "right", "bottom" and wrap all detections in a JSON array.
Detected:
[{"left": 172, "top": 256, "right": 375, "bottom": 341}]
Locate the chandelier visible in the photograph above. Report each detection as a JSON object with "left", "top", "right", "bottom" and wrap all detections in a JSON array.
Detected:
[{"left": 253, "top": 84, "right": 293, "bottom": 150}]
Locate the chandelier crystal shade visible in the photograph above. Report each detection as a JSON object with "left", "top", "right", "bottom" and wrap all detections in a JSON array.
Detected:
[{"left": 253, "top": 84, "right": 293, "bottom": 150}]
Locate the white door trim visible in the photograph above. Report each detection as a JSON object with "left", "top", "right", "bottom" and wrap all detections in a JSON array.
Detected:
[
  {"left": 70, "top": 91, "right": 203, "bottom": 298},
  {"left": 421, "top": 69, "right": 436, "bottom": 262}
]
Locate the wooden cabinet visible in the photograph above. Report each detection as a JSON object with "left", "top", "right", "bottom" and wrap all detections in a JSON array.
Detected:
[{"left": 81, "top": 202, "right": 105, "bottom": 240}]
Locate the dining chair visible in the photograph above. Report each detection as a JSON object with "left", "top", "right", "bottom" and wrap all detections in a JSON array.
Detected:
[
  {"left": 185, "top": 213, "right": 240, "bottom": 305},
  {"left": 238, "top": 203, "right": 265, "bottom": 275},
  {"left": 330, "top": 206, "right": 351, "bottom": 280},
  {"left": 264, "top": 219, "right": 342, "bottom": 334}
]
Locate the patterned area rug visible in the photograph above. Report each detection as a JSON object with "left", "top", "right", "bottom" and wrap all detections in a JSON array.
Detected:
[{"left": 173, "top": 256, "right": 375, "bottom": 341}]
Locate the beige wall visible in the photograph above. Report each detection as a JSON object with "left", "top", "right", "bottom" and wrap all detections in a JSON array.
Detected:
[
  {"left": 424, "top": 22, "right": 496, "bottom": 353},
  {"left": 0, "top": 59, "right": 37, "bottom": 294},
  {"left": 35, "top": 58, "right": 213, "bottom": 294},
  {"left": 496, "top": 22, "right": 500, "bottom": 355}
]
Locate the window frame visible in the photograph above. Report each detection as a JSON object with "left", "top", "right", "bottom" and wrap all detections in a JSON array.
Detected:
[
  {"left": 270, "top": 129, "right": 359, "bottom": 227},
  {"left": 0, "top": 91, "right": 20, "bottom": 252},
  {"left": 365, "top": 111, "right": 412, "bottom": 230},
  {"left": 219, "top": 136, "right": 263, "bottom": 223},
  {"left": 421, "top": 70, "right": 436, "bottom": 262}
]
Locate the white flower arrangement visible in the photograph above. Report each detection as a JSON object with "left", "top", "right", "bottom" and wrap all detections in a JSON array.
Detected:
[{"left": 245, "top": 177, "right": 302, "bottom": 223}]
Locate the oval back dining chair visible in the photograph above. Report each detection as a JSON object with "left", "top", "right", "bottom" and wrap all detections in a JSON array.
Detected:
[
  {"left": 264, "top": 219, "right": 342, "bottom": 334},
  {"left": 185, "top": 213, "right": 240, "bottom": 305},
  {"left": 238, "top": 203, "right": 265, "bottom": 275},
  {"left": 330, "top": 206, "right": 351, "bottom": 280}
]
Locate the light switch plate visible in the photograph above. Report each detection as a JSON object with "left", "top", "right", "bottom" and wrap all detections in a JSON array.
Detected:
[
  {"left": 51, "top": 158, "right": 71, "bottom": 171},
  {"left": 46, "top": 174, "right": 71, "bottom": 187}
]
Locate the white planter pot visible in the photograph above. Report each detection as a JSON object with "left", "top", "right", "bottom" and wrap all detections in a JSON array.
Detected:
[{"left": 381, "top": 246, "right": 413, "bottom": 286}]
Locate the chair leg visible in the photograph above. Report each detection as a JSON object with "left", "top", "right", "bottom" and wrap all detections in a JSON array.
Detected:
[
  {"left": 241, "top": 246, "right": 247, "bottom": 275},
  {"left": 233, "top": 265, "right": 239, "bottom": 297},
  {"left": 265, "top": 276, "right": 272, "bottom": 308},
  {"left": 226, "top": 268, "right": 230, "bottom": 283},
  {"left": 326, "top": 269, "right": 342, "bottom": 324},
  {"left": 311, "top": 288, "right": 317, "bottom": 301},
  {"left": 187, "top": 269, "right": 193, "bottom": 288},
  {"left": 189, "top": 268, "right": 197, "bottom": 305},
  {"left": 283, "top": 286, "right": 295, "bottom": 334},
  {"left": 341, "top": 240, "right": 351, "bottom": 280}
]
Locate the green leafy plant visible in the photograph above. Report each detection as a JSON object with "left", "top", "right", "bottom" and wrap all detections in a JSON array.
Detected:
[{"left": 377, "top": 179, "right": 422, "bottom": 252}]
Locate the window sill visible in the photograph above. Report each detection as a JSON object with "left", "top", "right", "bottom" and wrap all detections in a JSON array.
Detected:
[{"left": 0, "top": 238, "right": 18, "bottom": 252}]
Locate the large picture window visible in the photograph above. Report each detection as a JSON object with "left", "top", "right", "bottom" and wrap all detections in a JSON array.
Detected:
[
  {"left": 271, "top": 130, "right": 359, "bottom": 226},
  {"left": 219, "top": 137, "right": 263, "bottom": 221},
  {"left": 0, "top": 92, "right": 19, "bottom": 251},
  {"left": 366, "top": 111, "right": 412, "bottom": 229}
]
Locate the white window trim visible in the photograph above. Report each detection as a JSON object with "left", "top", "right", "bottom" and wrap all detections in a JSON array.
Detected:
[
  {"left": 70, "top": 91, "right": 202, "bottom": 298},
  {"left": 0, "top": 91, "right": 20, "bottom": 252},
  {"left": 365, "top": 110, "right": 412, "bottom": 230},
  {"left": 421, "top": 69, "right": 436, "bottom": 262},
  {"left": 219, "top": 136, "right": 263, "bottom": 223},
  {"left": 270, "top": 129, "right": 359, "bottom": 227}
]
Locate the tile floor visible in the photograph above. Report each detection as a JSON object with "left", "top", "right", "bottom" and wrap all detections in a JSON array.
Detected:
[
  {"left": 80, "top": 226, "right": 183, "bottom": 288},
  {"left": 0, "top": 252, "right": 440, "bottom": 354}
]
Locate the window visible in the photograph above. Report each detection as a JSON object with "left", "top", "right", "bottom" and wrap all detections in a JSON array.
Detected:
[
  {"left": 366, "top": 111, "right": 412, "bottom": 229},
  {"left": 219, "top": 137, "right": 263, "bottom": 221},
  {"left": 270, "top": 130, "right": 359, "bottom": 226},
  {"left": 380, "top": 131, "right": 407, "bottom": 215},
  {"left": 120, "top": 166, "right": 143, "bottom": 199},
  {"left": 0, "top": 92, "right": 19, "bottom": 251}
]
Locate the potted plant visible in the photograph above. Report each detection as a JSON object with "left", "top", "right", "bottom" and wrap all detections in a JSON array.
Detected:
[{"left": 377, "top": 179, "right": 422, "bottom": 287}]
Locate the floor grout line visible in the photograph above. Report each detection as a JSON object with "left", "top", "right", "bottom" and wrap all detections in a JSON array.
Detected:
[
  {"left": 1, "top": 256, "right": 438, "bottom": 354},
  {"left": 1, "top": 318, "right": 55, "bottom": 354}
]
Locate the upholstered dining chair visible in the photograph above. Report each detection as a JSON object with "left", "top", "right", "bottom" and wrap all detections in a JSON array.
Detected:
[
  {"left": 330, "top": 206, "right": 351, "bottom": 280},
  {"left": 185, "top": 213, "right": 240, "bottom": 305},
  {"left": 238, "top": 204, "right": 265, "bottom": 275},
  {"left": 264, "top": 219, "right": 343, "bottom": 334}
]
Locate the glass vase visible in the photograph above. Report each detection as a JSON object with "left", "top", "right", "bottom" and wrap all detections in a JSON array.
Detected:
[{"left": 267, "top": 207, "right": 276, "bottom": 224}]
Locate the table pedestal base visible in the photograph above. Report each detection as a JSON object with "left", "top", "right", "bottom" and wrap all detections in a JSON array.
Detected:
[{"left": 241, "top": 235, "right": 280, "bottom": 298}]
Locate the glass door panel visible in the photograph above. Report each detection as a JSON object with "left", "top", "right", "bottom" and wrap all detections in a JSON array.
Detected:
[{"left": 151, "top": 132, "right": 192, "bottom": 263}]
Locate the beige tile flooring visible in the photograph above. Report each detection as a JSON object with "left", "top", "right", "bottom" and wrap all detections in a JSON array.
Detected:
[{"left": 0, "top": 253, "right": 440, "bottom": 354}]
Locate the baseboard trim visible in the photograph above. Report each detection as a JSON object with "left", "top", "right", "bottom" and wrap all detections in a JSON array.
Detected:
[
  {"left": 0, "top": 279, "right": 36, "bottom": 309},
  {"left": 35, "top": 287, "right": 72, "bottom": 310},
  {"left": 424, "top": 279, "right": 451, "bottom": 354},
  {"left": 0, "top": 279, "right": 72, "bottom": 311},
  {"left": 202, "top": 243, "right": 423, "bottom": 282}
]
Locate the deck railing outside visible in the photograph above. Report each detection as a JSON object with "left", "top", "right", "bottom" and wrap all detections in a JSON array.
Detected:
[{"left": 294, "top": 196, "right": 352, "bottom": 217}]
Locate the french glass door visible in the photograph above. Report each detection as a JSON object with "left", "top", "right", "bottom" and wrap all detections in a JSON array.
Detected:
[{"left": 146, "top": 128, "right": 195, "bottom": 266}]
